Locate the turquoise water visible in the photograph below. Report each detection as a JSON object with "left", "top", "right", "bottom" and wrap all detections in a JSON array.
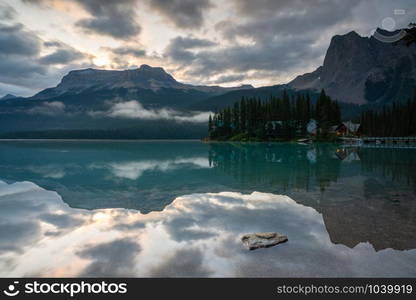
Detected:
[{"left": 0, "top": 141, "right": 415, "bottom": 277}]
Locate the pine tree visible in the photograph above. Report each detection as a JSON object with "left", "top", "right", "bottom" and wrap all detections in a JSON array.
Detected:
[
  {"left": 360, "top": 90, "right": 416, "bottom": 137},
  {"left": 208, "top": 90, "right": 348, "bottom": 141},
  {"left": 233, "top": 101, "right": 240, "bottom": 132},
  {"left": 240, "top": 98, "right": 247, "bottom": 133},
  {"left": 208, "top": 115, "right": 213, "bottom": 136}
]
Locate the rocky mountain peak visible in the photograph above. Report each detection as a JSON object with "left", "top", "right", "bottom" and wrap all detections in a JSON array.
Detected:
[
  {"left": 31, "top": 64, "right": 255, "bottom": 100},
  {"left": 55, "top": 65, "right": 180, "bottom": 92},
  {"left": 289, "top": 29, "right": 416, "bottom": 104},
  {"left": 0, "top": 94, "right": 18, "bottom": 100},
  {"left": 138, "top": 64, "right": 163, "bottom": 72},
  {"left": 133, "top": 64, "right": 177, "bottom": 83}
]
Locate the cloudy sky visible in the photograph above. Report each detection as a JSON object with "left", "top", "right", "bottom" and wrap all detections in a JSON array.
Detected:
[{"left": 0, "top": 0, "right": 415, "bottom": 97}]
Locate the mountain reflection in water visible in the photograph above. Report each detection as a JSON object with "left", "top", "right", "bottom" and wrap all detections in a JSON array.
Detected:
[
  {"left": 0, "top": 180, "right": 415, "bottom": 277},
  {"left": 209, "top": 143, "right": 416, "bottom": 251},
  {"left": 0, "top": 141, "right": 416, "bottom": 276}
]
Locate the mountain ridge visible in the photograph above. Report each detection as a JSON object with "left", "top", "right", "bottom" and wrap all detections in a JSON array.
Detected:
[
  {"left": 31, "top": 64, "right": 254, "bottom": 101},
  {"left": 9, "top": 27, "right": 416, "bottom": 107},
  {"left": 0, "top": 28, "right": 414, "bottom": 138},
  {"left": 0, "top": 94, "right": 18, "bottom": 100},
  {"left": 289, "top": 28, "right": 416, "bottom": 104}
]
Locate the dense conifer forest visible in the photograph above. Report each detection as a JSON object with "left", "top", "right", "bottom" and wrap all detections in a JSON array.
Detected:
[
  {"left": 208, "top": 88, "right": 416, "bottom": 141},
  {"left": 208, "top": 89, "right": 341, "bottom": 141},
  {"left": 360, "top": 91, "right": 416, "bottom": 137}
]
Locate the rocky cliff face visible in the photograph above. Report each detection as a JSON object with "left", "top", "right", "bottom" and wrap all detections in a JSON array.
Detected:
[
  {"left": 290, "top": 29, "right": 416, "bottom": 104},
  {"left": 57, "top": 64, "right": 181, "bottom": 91},
  {"left": 32, "top": 64, "right": 253, "bottom": 100}
]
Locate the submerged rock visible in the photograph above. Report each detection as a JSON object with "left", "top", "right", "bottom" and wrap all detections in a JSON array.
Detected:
[{"left": 241, "top": 232, "right": 288, "bottom": 250}]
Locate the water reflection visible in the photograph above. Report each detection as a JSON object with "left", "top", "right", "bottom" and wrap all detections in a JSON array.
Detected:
[
  {"left": 209, "top": 143, "right": 342, "bottom": 192},
  {"left": 1, "top": 180, "right": 415, "bottom": 277},
  {"left": 0, "top": 141, "right": 230, "bottom": 212},
  {"left": 0, "top": 141, "right": 415, "bottom": 258},
  {"left": 209, "top": 143, "right": 416, "bottom": 251}
]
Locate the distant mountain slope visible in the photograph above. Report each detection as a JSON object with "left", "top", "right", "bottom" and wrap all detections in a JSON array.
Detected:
[
  {"left": 2, "top": 27, "right": 414, "bottom": 139},
  {"left": 192, "top": 84, "right": 361, "bottom": 120},
  {"left": 289, "top": 29, "right": 416, "bottom": 105},
  {"left": 0, "top": 94, "right": 18, "bottom": 100},
  {"left": 0, "top": 65, "right": 253, "bottom": 138},
  {"left": 191, "top": 85, "right": 291, "bottom": 111},
  {"left": 29, "top": 64, "right": 253, "bottom": 109}
]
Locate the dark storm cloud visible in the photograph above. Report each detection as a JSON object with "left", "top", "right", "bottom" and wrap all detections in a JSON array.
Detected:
[
  {"left": 149, "top": 248, "right": 213, "bottom": 277},
  {"left": 39, "top": 48, "right": 88, "bottom": 65},
  {"left": 101, "top": 46, "right": 149, "bottom": 69},
  {"left": 44, "top": 41, "right": 63, "bottom": 47},
  {"left": 0, "top": 57, "right": 46, "bottom": 82},
  {"left": 147, "top": 0, "right": 213, "bottom": 29},
  {"left": 169, "top": 36, "right": 217, "bottom": 49},
  {"left": 77, "top": 238, "right": 141, "bottom": 277},
  {"left": 0, "top": 22, "right": 89, "bottom": 86},
  {"left": 165, "top": 216, "right": 217, "bottom": 242},
  {"left": 166, "top": 33, "right": 322, "bottom": 81},
  {"left": 0, "top": 3, "right": 17, "bottom": 20},
  {"left": 0, "top": 222, "right": 41, "bottom": 253},
  {"left": 40, "top": 213, "right": 84, "bottom": 228},
  {"left": 0, "top": 23, "right": 47, "bottom": 86},
  {"left": 23, "top": 0, "right": 141, "bottom": 39},
  {"left": 11, "top": 0, "right": 416, "bottom": 90},
  {"left": 39, "top": 40, "right": 92, "bottom": 65},
  {"left": 222, "top": 0, "right": 362, "bottom": 42},
  {"left": 0, "top": 20, "right": 93, "bottom": 95},
  {"left": 165, "top": 0, "right": 366, "bottom": 83},
  {"left": 232, "top": 0, "right": 306, "bottom": 17},
  {"left": 105, "top": 46, "right": 147, "bottom": 58},
  {"left": 0, "top": 24, "right": 41, "bottom": 56},
  {"left": 212, "top": 74, "right": 245, "bottom": 84},
  {"left": 75, "top": 0, "right": 141, "bottom": 39},
  {"left": 164, "top": 36, "right": 217, "bottom": 64}
]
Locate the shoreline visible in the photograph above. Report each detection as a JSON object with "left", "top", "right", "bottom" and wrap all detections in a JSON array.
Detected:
[{"left": 0, "top": 138, "right": 202, "bottom": 142}]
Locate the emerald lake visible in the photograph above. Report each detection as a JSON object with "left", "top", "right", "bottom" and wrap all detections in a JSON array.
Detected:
[{"left": 0, "top": 140, "right": 415, "bottom": 277}]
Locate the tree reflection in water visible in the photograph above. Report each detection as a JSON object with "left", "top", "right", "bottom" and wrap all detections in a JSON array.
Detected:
[{"left": 208, "top": 143, "right": 416, "bottom": 251}]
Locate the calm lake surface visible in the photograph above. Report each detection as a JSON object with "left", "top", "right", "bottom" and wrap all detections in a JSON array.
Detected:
[{"left": 0, "top": 140, "right": 415, "bottom": 277}]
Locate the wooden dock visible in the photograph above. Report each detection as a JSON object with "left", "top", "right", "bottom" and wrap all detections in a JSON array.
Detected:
[
  {"left": 362, "top": 137, "right": 416, "bottom": 144},
  {"left": 360, "top": 137, "right": 416, "bottom": 148},
  {"left": 341, "top": 137, "right": 416, "bottom": 148}
]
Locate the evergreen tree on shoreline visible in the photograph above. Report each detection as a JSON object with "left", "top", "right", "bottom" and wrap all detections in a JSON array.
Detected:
[
  {"left": 208, "top": 89, "right": 341, "bottom": 140},
  {"left": 360, "top": 90, "right": 416, "bottom": 137}
]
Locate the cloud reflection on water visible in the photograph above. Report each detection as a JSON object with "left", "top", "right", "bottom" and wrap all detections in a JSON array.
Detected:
[
  {"left": 89, "top": 157, "right": 211, "bottom": 180},
  {"left": 0, "top": 180, "right": 415, "bottom": 277}
]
